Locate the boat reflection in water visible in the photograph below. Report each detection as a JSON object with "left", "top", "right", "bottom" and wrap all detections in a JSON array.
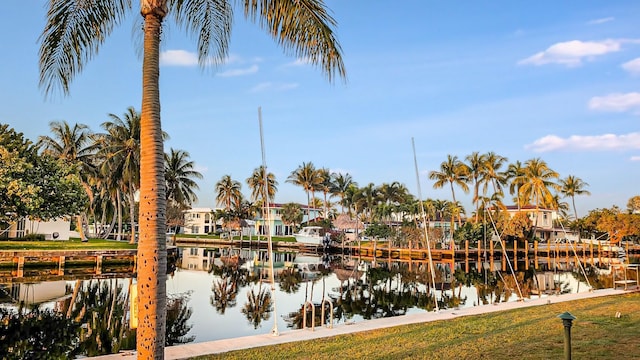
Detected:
[{"left": 0, "top": 246, "right": 628, "bottom": 358}]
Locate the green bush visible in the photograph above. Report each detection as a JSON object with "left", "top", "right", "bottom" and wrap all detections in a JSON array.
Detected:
[{"left": 18, "top": 234, "right": 46, "bottom": 241}]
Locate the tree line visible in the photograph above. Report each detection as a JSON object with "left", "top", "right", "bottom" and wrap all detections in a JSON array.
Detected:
[{"left": 1, "top": 112, "right": 203, "bottom": 243}]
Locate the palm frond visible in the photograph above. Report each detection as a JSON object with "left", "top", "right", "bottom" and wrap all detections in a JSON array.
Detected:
[
  {"left": 170, "top": 0, "right": 233, "bottom": 66},
  {"left": 39, "top": 0, "right": 132, "bottom": 96},
  {"left": 243, "top": 0, "right": 346, "bottom": 83}
]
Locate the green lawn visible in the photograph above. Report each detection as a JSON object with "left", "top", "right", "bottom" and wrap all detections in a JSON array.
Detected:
[
  {"left": 0, "top": 238, "right": 137, "bottom": 250},
  {"left": 196, "top": 292, "right": 640, "bottom": 360}
]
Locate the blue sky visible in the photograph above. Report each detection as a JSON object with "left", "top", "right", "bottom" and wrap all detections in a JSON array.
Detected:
[{"left": 2, "top": 1, "right": 639, "bottom": 217}]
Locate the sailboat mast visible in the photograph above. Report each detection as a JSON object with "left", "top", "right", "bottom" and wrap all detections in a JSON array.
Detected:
[
  {"left": 259, "top": 107, "right": 279, "bottom": 335},
  {"left": 412, "top": 138, "right": 439, "bottom": 312}
]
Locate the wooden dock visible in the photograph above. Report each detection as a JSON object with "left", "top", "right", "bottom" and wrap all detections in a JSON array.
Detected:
[{"left": 0, "top": 247, "right": 178, "bottom": 280}]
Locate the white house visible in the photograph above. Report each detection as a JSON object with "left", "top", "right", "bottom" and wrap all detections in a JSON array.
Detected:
[
  {"left": 179, "top": 247, "right": 216, "bottom": 270},
  {"left": 182, "top": 207, "right": 218, "bottom": 235},
  {"left": 3, "top": 217, "right": 71, "bottom": 240}
]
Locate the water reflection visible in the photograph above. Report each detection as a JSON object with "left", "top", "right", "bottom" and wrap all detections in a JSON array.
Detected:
[{"left": 0, "top": 247, "right": 627, "bottom": 358}]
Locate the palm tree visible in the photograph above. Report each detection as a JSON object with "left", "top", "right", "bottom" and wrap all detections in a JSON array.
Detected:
[
  {"left": 429, "top": 155, "right": 469, "bottom": 205},
  {"left": 246, "top": 165, "right": 278, "bottom": 209},
  {"left": 98, "top": 107, "right": 143, "bottom": 244},
  {"left": 559, "top": 175, "right": 590, "bottom": 219},
  {"left": 287, "top": 162, "right": 322, "bottom": 222},
  {"left": 356, "top": 183, "right": 379, "bottom": 224},
  {"left": 330, "top": 172, "right": 357, "bottom": 214},
  {"left": 39, "top": 3, "right": 344, "bottom": 354},
  {"left": 316, "top": 168, "right": 333, "bottom": 218},
  {"left": 465, "top": 152, "right": 486, "bottom": 221},
  {"left": 37, "top": 120, "right": 97, "bottom": 240},
  {"left": 505, "top": 160, "right": 526, "bottom": 211},
  {"left": 481, "top": 152, "right": 508, "bottom": 201},
  {"left": 165, "top": 148, "right": 202, "bottom": 208},
  {"left": 216, "top": 175, "right": 242, "bottom": 223},
  {"left": 520, "top": 158, "right": 559, "bottom": 235}
]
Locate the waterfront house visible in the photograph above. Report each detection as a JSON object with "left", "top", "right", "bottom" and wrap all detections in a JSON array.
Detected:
[
  {"left": 254, "top": 203, "right": 322, "bottom": 237},
  {"left": 182, "top": 207, "right": 218, "bottom": 235},
  {"left": 503, "top": 205, "right": 579, "bottom": 242}
]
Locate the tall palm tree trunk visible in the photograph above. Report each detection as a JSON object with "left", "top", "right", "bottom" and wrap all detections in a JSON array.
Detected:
[
  {"left": 137, "top": 8, "right": 167, "bottom": 359},
  {"left": 129, "top": 187, "right": 137, "bottom": 244},
  {"left": 116, "top": 189, "right": 123, "bottom": 241}
]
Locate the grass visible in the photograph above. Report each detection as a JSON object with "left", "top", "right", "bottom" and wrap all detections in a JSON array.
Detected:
[
  {"left": 194, "top": 292, "right": 640, "bottom": 360},
  {"left": 0, "top": 238, "right": 137, "bottom": 250}
]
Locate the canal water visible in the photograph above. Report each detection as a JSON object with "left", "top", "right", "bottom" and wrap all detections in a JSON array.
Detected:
[{"left": 0, "top": 245, "right": 628, "bottom": 358}]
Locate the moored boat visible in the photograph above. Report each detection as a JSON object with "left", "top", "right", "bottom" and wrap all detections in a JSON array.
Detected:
[{"left": 294, "top": 226, "right": 330, "bottom": 245}]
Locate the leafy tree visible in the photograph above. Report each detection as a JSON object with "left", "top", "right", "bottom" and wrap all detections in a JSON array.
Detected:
[
  {"left": 364, "top": 222, "right": 392, "bottom": 240},
  {"left": 165, "top": 293, "right": 195, "bottom": 346},
  {"left": 39, "top": 1, "right": 345, "bottom": 356},
  {"left": 0, "top": 307, "right": 81, "bottom": 359},
  {"left": 280, "top": 202, "right": 303, "bottom": 233},
  {"left": 496, "top": 211, "right": 532, "bottom": 241},
  {"left": 627, "top": 195, "right": 640, "bottom": 214},
  {"left": 453, "top": 222, "right": 485, "bottom": 247},
  {"left": 0, "top": 125, "right": 87, "bottom": 224}
]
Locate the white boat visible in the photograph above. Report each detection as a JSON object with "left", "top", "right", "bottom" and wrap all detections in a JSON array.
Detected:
[{"left": 294, "top": 226, "right": 329, "bottom": 245}]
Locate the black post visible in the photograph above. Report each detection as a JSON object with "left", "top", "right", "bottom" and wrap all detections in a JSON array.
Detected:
[{"left": 557, "top": 311, "right": 576, "bottom": 360}]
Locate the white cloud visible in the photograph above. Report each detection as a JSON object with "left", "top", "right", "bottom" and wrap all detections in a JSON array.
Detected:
[
  {"left": 160, "top": 51, "right": 249, "bottom": 67},
  {"left": 525, "top": 132, "right": 640, "bottom": 152},
  {"left": 588, "top": 92, "right": 640, "bottom": 113},
  {"left": 588, "top": 17, "right": 614, "bottom": 25},
  {"left": 160, "top": 50, "right": 199, "bottom": 66},
  {"left": 289, "top": 58, "right": 312, "bottom": 66},
  {"left": 631, "top": 156, "right": 640, "bottom": 161},
  {"left": 194, "top": 165, "right": 208, "bottom": 173},
  {"left": 622, "top": 57, "right": 640, "bottom": 75},
  {"left": 518, "top": 39, "right": 623, "bottom": 67},
  {"left": 216, "top": 65, "right": 259, "bottom": 77},
  {"left": 250, "top": 82, "right": 299, "bottom": 93}
]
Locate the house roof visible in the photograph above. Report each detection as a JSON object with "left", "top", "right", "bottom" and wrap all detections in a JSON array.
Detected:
[{"left": 334, "top": 214, "right": 363, "bottom": 230}]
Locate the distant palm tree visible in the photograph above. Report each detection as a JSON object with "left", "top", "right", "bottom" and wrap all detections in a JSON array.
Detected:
[
  {"left": 38, "top": 120, "right": 97, "bottom": 240},
  {"left": 330, "top": 172, "right": 357, "bottom": 214},
  {"left": 559, "top": 175, "right": 590, "bottom": 219},
  {"left": 356, "top": 183, "right": 379, "bottom": 224},
  {"left": 216, "top": 175, "right": 242, "bottom": 234},
  {"left": 316, "top": 167, "right": 333, "bottom": 219},
  {"left": 481, "top": 152, "right": 508, "bottom": 200},
  {"left": 246, "top": 165, "right": 278, "bottom": 209},
  {"left": 429, "top": 155, "right": 469, "bottom": 205},
  {"left": 165, "top": 148, "right": 202, "bottom": 208},
  {"left": 505, "top": 160, "right": 526, "bottom": 211},
  {"left": 287, "top": 162, "right": 322, "bottom": 222},
  {"left": 39, "top": 1, "right": 345, "bottom": 356},
  {"left": 465, "top": 152, "right": 486, "bottom": 221},
  {"left": 520, "top": 158, "right": 559, "bottom": 235}
]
